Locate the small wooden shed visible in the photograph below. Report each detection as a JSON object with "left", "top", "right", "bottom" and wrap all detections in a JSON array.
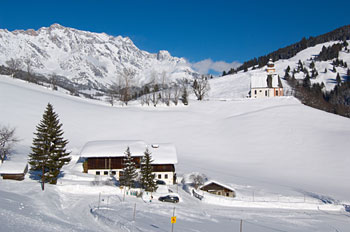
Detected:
[
  {"left": 200, "top": 181, "right": 236, "bottom": 198},
  {"left": 0, "top": 157, "right": 28, "bottom": 181}
]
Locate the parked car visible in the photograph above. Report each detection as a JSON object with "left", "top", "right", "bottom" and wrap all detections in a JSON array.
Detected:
[
  {"left": 156, "top": 180, "right": 166, "bottom": 185},
  {"left": 158, "top": 195, "right": 179, "bottom": 203}
]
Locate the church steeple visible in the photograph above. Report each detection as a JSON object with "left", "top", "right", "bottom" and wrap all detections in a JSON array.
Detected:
[{"left": 266, "top": 58, "right": 275, "bottom": 74}]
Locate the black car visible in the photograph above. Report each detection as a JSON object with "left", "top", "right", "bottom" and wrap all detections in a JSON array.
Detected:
[
  {"left": 156, "top": 180, "right": 166, "bottom": 185},
  {"left": 158, "top": 195, "right": 179, "bottom": 203}
]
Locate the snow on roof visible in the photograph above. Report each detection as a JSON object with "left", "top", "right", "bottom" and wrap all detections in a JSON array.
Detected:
[
  {"left": 251, "top": 74, "right": 279, "bottom": 88},
  {"left": 0, "top": 156, "right": 28, "bottom": 174},
  {"left": 200, "top": 180, "right": 235, "bottom": 192},
  {"left": 79, "top": 140, "right": 177, "bottom": 164},
  {"left": 80, "top": 140, "right": 147, "bottom": 158},
  {"left": 149, "top": 143, "right": 177, "bottom": 164}
]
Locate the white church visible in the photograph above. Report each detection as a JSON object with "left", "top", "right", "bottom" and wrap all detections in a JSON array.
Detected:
[{"left": 250, "top": 59, "right": 283, "bottom": 98}]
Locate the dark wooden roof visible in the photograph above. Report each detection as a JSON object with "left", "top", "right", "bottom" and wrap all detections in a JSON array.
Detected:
[{"left": 200, "top": 182, "right": 235, "bottom": 193}]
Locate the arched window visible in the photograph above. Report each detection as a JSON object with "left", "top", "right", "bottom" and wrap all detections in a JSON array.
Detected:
[
  {"left": 254, "top": 90, "right": 257, "bottom": 95},
  {"left": 276, "top": 90, "right": 278, "bottom": 96}
]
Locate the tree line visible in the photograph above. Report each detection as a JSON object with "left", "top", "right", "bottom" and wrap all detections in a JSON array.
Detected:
[{"left": 223, "top": 25, "right": 350, "bottom": 75}]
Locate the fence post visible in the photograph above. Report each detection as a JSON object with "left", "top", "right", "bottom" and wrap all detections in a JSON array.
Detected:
[
  {"left": 98, "top": 192, "right": 101, "bottom": 209},
  {"left": 171, "top": 207, "right": 176, "bottom": 232},
  {"left": 240, "top": 219, "right": 243, "bottom": 232},
  {"left": 133, "top": 203, "right": 136, "bottom": 221}
]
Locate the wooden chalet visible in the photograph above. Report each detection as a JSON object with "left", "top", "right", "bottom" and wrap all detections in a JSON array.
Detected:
[
  {"left": 200, "top": 181, "right": 236, "bottom": 198},
  {"left": 80, "top": 140, "right": 178, "bottom": 185}
]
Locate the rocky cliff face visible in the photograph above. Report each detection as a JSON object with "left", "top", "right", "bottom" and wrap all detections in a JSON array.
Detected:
[{"left": 0, "top": 23, "right": 197, "bottom": 89}]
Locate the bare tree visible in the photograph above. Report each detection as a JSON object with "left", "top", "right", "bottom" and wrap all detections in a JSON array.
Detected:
[
  {"left": 171, "top": 85, "right": 180, "bottom": 105},
  {"left": 141, "top": 94, "right": 150, "bottom": 106},
  {"left": 50, "top": 74, "right": 59, "bottom": 90},
  {"left": 5, "top": 58, "right": 23, "bottom": 77},
  {"left": 161, "top": 71, "right": 168, "bottom": 89},
  {"left": 164, "top": 89, "right": 172, "bottom": 106},
  {"left": 24, "top": 59, "right": 35, "bottom": 83},
  {"left": 190, "top": 173, "right": 208, "bottom": 189},
  {"left": 192, "top": 75, "right": 210, "bottom": 100},
  {"left": 107, "top": 82, "right": 120, "bottom": 106},
  {"left": 118, "top": 68, "right": 136, "bottom": 105},
  {"left": 151, "top": 91, "right": 159, "bottom": 107},
  {"left": 0, "top": 125, "right": 19, "bottom": 163}
]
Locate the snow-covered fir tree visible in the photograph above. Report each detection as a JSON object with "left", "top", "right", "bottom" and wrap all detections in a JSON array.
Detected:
[
  {"left": 119, "top": 147, "right": 137, "bottom": 188},
  {"left": 28, "top": 103, "right": 71, "bottom": 190},
  {"left": 140, "top": 148, "right": 157, "bottom": 192}
]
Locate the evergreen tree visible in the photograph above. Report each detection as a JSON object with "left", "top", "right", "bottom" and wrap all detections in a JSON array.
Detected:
[
  {"left": 324, "top": 68, "right": 328, "bottom": 73},
  {"left": 303, "top": 75, "right": 311, "bottom": 89},
  {"left": 333, "top": 66, "right": 337, "bottom": 72},
  {"left": 140, "top": 148, "right": 157, "bottom": 192},
  {"left": 29, "top": 103, "right": 71, "bottom": 190},
  {"left": 347, "top": 69, "right": 350, "bottom": 77},
  {"left": 181, "top": 87, "right": 188, "bottom": 105},
  {"left": 222, "top": 70, "right": 226, "bottom": 76},
  {"left": 286, "top": 65, "right": 291, "bottom": 73},
  {"left": 284, "top": 70, "right": 290, "bottom": 79},
  {"left": 336, "top": 73, "right": 342, "bottom": 85},
  {"left": 309, "top": 61, "right": 315, "bottom": 69},
  {"left": 298, "top": 60, "right": 303, "bottom": 70},
  {"left": 120, "top": 147, "right": 137, "bottom": 188}
]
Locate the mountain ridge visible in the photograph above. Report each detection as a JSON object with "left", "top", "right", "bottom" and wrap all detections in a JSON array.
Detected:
[{"left": 0, "top": 23, "right": 197, "bottom": 90}]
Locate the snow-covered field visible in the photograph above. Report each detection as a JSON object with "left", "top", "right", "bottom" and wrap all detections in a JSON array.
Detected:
[{"left": 0, "top": 75, "right": 350, "bottom": 231}]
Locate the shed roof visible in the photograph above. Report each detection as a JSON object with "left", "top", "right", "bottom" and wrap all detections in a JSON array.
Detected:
[
  {"left": 80, "top": 140, "right": 177, "bottom": 164},
  {"left": 149, "top": 143, "right": 178, "bottom": 164},
  {"left": 0, "top": 156, "right": 28, "bottom": 174},
  {"left": 80, "top": 140, "right": 147, "bottom": 158},
  {"left": 251, "top": 74, "right": 280, "bottom": 88},
  {"left": 200, "top": 180, "right": 235, "bottom": 192}
]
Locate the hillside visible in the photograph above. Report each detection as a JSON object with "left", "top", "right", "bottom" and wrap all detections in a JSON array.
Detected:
[
  {"left": 233, "top": 25, "right": 350, "bottom": 73},
  {"left": 209, "top": 40, "right": 350, "bottom": 104},
  {"left": 0, "top": 75, "right": 349, "bottom": 231},
  {"left": 0, "top": 24, "right": 197, "bottom": 90}
]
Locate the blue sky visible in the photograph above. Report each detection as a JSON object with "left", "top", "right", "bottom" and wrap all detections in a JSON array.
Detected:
[{"left": 1, "top": 0, "right": 349, "bottom": 74}]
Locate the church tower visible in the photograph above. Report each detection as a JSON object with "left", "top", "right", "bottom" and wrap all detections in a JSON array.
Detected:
[{"left": 266, "top": 58, "right": 275, "bottom": 74}]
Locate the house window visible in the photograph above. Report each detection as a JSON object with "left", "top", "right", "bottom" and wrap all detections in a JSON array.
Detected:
[
  {"left": 254, "top": 90, "right": 257, "bottom": 95},
  {"left": 158, "top": 174, "right": 161, "bottom": 179},
  {"left": 111, "top": 171, "right": 116, "bottom": 175},
  {"left": 276, "top": 90, "right": 278, "bottom": 96},
  {"left": 226, "top": 192, "right": 230, "bottom": 197},
  {"left": 104, "top": 171, "right": 108, "bottom": 175},
  {"left": 96, "top": 171, "right": 100, "bottom": 175},
  {"left": 259, "top": 90, "right": 262, "bottom": 92},
  {"left": 265, "top": 90, "right": 267, "bottom": 96},
  {"left": 165, "top": 174, "right": 168, "bottom": 179},
  {"left": 218, "top": 192, "right": 221, "bottom": 195}
]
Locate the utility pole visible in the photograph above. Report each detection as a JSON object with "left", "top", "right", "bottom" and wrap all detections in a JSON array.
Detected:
[{"left": 240, "top": 219, "right": 243, "bottom": 232}]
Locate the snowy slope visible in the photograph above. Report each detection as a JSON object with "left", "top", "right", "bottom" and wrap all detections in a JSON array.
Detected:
[
  {"left": 0, "top": 24, "right": 197, "bottom": 89},
  {"left": 209, "top": 40, "right": 350, "bottom": 99},
  {"left": 0, "top": 74, "right": 349, "bottom": 231}
]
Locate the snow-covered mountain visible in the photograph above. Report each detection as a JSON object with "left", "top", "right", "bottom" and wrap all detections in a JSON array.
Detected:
[{"left": 0, "top": 23, "right": 197, "bottom": 89}]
